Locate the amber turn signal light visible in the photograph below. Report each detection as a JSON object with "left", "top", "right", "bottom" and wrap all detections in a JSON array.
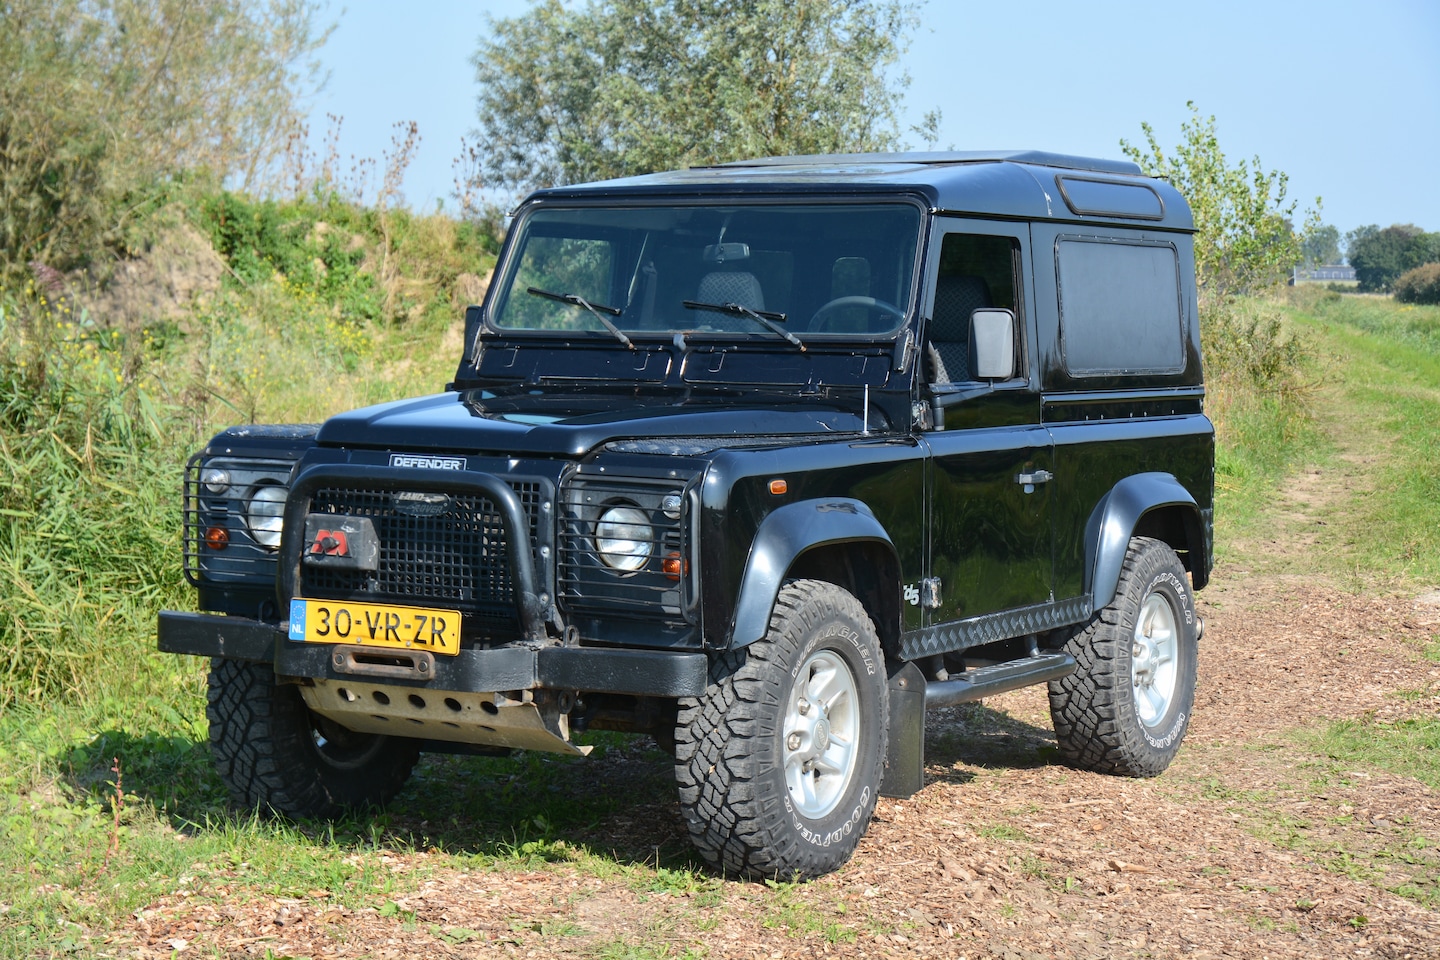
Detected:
[
  {"left": 768, "top": 478, "right": 788, "bottom": 495},
  {"left": 204, "top": 526, "right": 229, "bottom": 550},
  {"left": 662, "top": 552, "right": 688, "bottom": 580}
]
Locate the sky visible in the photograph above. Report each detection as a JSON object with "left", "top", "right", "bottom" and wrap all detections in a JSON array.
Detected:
[{"left": 305, "top": 0, "right": 1440, "bottom": 242}]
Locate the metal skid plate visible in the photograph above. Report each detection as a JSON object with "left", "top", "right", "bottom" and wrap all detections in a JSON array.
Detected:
[{"left": 300, "top": 680, "right": 591, "bottom": 756}]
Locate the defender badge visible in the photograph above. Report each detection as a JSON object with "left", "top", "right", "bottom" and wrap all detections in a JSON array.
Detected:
[{"left": 389, "top": 453, "right": 466, "bottom": 471}]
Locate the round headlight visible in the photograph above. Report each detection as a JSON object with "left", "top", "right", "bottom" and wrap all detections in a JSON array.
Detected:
[
  {"left": 595, "top": 505, "right": 652, "bottom": 572},
  {"left": 245, "top": 485, "right": 287, "bottom": 549}
]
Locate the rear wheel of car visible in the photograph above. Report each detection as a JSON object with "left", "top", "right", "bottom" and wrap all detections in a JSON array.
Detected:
[
  {"left": 674, "top": 579, "right": 888, "bottom": 879},
  {"left": 1048, "top": 537, "right": 1198, "bottom": 777},
  {"left": 207, "top": 659, "right": 419, "bottom": 817}
]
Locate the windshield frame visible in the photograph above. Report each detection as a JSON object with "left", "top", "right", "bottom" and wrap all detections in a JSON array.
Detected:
[{"left": 482, "top": 195, "right": 929, "bottom": 347}]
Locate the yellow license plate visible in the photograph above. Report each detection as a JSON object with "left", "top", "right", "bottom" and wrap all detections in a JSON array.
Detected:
[{"left": 287, "top": 599, "right": 461, "bottom": 656}]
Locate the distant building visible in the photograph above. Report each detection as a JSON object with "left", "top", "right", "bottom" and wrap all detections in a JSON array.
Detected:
[{"left": 1292, "top": 264, "right": 1356, "bottom": 284}]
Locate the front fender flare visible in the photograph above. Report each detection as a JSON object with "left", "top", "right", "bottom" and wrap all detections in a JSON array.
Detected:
[
  {"left": 728, "top": 498, "right": 897, "bottom": 649},
  {"left": 1086, "top": 473, "right": 1203, "bottom": 611}
]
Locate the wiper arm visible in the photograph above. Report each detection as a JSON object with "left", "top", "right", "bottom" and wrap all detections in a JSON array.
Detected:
[
  {"left": 682, "top": 299, "right": 805, "bottom": 352},
  {"left": 526, "top": 286, "right": 634, "bottom": 350}
]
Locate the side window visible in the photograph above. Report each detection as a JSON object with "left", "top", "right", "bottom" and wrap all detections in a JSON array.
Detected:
[
  {"left": 1056, "top": 238, "right": 1184, "bottom": 376},
  {"left": 927, "top": 233, "right": 1019, "bottom": 384}
]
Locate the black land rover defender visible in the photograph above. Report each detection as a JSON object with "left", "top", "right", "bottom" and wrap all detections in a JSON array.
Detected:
[{"left": 160, "top": 151, "right": 1213, "bottom": 879}]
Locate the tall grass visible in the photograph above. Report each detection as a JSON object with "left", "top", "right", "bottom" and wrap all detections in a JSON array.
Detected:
[
  {"left": 1201, "top": 295, "right": 1319, "bottom": 536},
  {"left": 0, "top": 290, "right": 195, "bottom": 709}
]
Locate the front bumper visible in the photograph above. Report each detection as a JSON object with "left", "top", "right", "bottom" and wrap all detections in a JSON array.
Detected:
[{"left": 158, "top": 610, "right": 708, "bottom": 698}]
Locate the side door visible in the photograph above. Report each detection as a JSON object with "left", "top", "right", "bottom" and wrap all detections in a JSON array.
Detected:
[{"left": 916, "top": 219, "right": 1054, "bottom": 639}]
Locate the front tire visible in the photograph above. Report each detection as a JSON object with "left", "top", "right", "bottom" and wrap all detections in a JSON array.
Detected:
[
  {"left": 674, "top": 580, "right": 888, "bottom": 879},
  {"left": 207, "top": 659, "right": 420, "bottom": 817},
  {"left": 1047, "top": 537, "right": 1198, "bottom": 777}
]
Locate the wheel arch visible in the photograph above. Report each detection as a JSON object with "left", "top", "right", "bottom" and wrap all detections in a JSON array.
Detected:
[
  {"left": 727, "top": 499, "right": 901, "bottom": 653},
  {"left": 1085, "top": 472, "right": 1208, "bottom": 610}
]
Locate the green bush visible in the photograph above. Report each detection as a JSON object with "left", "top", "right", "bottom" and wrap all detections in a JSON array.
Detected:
[
  {"left": 1394, "top": 262, "right": 1440, "bottom": 305},
  {"left": 1202, "top": 297, "right": 1309, "bottom": 401},
  {"left": 195, "top": 189, "right": 495, "bottom": 329},
  {"left": 199, "top": 191, "right": 383, "bottom": 323}
]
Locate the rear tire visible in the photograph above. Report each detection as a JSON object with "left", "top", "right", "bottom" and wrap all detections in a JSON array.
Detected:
[
  {"left": 207, "top": 659, "right": 419, "bottom": 817},
  {"left": 674, "top": 580, "right": 887, "bottom": 879},
  {"left": 1047, "top": 537, "right": 1198, "bottom": 777}
]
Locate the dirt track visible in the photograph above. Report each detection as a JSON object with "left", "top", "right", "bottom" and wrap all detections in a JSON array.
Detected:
[{"left": 115, "top": 567, "right": 1440, "bottom": 960}]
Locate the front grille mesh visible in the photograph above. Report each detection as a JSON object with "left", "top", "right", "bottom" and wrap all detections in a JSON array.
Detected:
[{"left": 301, "top": 484, "right": 542, "bottom": 624}]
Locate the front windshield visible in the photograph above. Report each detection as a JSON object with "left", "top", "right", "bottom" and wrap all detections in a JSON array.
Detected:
[{"left": 490, "top": 202, "right": 922, "bottom": 340}]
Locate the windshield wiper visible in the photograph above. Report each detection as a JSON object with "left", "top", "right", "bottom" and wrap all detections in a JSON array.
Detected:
[
  {"left": 526, "top": 287, "right": 634, "bottom": 350},
  {"left": 682, "top": 299, "right": 805, "bottom": 352}
]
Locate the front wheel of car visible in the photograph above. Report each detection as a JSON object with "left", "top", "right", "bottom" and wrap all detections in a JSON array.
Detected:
[
  {"left": 674, "top": 579, "right": 888, "bottom": 879},
  {"left": 1047, "top": 537, "right": 1199, "bottom": 777},
  {"left": 207, "top": 659, "right": 420, "bottom": 818}
]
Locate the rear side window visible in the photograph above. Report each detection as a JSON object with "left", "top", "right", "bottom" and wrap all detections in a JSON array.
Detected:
[{"left": 1057, "top": 238, "right": 1184, "bottom": 376}]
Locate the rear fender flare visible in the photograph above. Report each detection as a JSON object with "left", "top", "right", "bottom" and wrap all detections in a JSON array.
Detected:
[
  {"left": 1085, "top": 472, "right": 1204, "bottom": 610},
  {"left": 728, "top": 498, "right": 897, "bottom": 650}
]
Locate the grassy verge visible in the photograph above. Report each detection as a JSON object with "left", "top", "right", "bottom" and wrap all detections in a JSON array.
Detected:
[
  {"left": 1279, "top": 291, "right": 1440, "bottom": 584},
  {"left": 1202, "top": 296, "right": 1322, "bottom": 550}
]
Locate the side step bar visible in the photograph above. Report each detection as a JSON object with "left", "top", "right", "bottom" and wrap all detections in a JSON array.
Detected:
[
  {"left": 924, "top": 652, "right": 1077, "bottom": 710},
  {"left": 881, "top": 652, "right": 1077, "bottom": 801}
]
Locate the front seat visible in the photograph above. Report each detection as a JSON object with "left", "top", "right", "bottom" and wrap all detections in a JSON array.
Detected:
[
  {"left": 927, "top": 275, "right": 992, "bottom": 384},
  {"left": 697, "top": 271, "right": 766, "bottom": 311}
]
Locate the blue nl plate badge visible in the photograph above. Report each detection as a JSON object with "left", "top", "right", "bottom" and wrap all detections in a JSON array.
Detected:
[{"left": 288, "top": 599, "right": 306, "bottom": 641}]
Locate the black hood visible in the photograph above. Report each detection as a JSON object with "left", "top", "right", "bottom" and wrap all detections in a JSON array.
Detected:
[{"left": 315, "top": 389, "right": 872, "bottom": 458}]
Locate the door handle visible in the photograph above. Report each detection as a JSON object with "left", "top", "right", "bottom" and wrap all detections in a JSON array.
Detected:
[{"left": 1016, "top": 469, "right": 1053, "bottom": 493}]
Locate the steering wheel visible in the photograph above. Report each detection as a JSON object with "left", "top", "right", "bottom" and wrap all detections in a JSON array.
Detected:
[{"left": 807, "top": 296, "right": 905, "bottom": 333}]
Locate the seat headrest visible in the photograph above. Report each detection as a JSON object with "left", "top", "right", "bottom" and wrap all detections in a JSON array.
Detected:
[{"left": 697, "top": 271, "right": 766, "bottom": 311}]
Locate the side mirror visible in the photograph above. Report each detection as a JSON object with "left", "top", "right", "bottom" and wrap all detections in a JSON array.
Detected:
[{"left": 971, "top": 308, "right": 1016, "bottom": 379}]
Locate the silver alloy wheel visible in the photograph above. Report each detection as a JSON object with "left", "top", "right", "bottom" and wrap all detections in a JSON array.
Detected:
[
  {"left": 1132, "top": 592, "right": 1179, "bottom": 726},
  {"left": 782, "top": 649, "right": 860, "bottom": 818}
]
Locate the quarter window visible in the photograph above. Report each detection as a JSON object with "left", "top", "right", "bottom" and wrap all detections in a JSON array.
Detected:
[{"left": 1057, "top": 239, "right": 1184, "bottom": 376}]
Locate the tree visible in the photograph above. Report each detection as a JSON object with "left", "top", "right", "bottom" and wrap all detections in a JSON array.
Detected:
[
  {"left": 0, "top": 0, "right": 327, "bottom": 278},
  {"left": 470, "top": 0, "right": 922, "bottom": 191},
  {"left": 1346, "top": 223, "right": 1440, "bottom": 293},
  {"left": 1301, "top": 224, "right": 1341, "bottom": 267},
  {"left": 1121, "top": 102, "right": 1319, "bottom": 298}
]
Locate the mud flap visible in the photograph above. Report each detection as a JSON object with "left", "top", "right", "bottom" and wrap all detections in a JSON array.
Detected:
[{"left": 880, "top": 660, "right": 926, "bottom": 798}]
